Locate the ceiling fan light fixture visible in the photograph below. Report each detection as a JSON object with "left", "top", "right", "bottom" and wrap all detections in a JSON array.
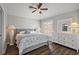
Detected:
[{"left": 39, "top": 11, "right": 41, "bottom": 14}]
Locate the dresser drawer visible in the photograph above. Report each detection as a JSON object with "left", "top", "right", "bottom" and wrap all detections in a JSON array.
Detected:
[
  {"left": 64, "top": 37, "right": 76, "bottom": 42},
  {"left": 52, "top": 33, "right": 78, "bottom": 50}
]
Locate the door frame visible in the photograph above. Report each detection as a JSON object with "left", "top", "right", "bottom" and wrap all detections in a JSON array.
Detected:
[{"left": 0, "top": 4, "right": 7, "bottom": 54}]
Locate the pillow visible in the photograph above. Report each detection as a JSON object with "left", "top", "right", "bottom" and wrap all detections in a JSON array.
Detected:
[
  {"left": 19, "top": 31, "right": 25, "bottom": 34},
  {"left": 25, "top": 31, "right": 30, "bottom": 34},
  {"left": 19, "top": 31, "right": 31, "bottom": 34},
  {"left": 30, "top": 31, "right": 38, "bottom": 33}
]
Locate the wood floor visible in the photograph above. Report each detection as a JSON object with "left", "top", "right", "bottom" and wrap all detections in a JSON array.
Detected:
[{"left": 5, "top": 43, "right": 79, "bottom": 55}]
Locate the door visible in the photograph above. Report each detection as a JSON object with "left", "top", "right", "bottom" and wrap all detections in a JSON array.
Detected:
[{"left": 0, "top": 8, "right": 2, "bottom": 54}]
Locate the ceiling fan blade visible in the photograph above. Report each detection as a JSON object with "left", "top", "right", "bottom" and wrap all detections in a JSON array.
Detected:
[
  {"left": 40, "top": 8, "right": 48, "bottom": 10},
  {"left": 29, "top": 6, "right": 37, "bottom": 9},
  {"left": 32, "top": 10, "right": 36, "bottom": 13},
  {"left": 38, "top": 3, "right": 42, "bottom": 9}
]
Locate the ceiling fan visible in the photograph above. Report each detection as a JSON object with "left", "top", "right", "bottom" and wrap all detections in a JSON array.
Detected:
[{"left": 29, "top": 3, "right": 48, "bottom": 14}]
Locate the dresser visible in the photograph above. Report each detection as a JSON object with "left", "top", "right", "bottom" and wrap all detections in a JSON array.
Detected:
[{"left": 52, "top": 32, "right": 79, "bottom": 52}]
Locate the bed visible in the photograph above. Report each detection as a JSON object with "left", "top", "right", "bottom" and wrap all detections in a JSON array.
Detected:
[{"left": 16, "top": 30, "right": 50, "bottom": 55}]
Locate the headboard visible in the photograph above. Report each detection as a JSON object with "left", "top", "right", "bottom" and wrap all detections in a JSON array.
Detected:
[{"left": 16, "top": 28, "right": 36, "bottom": 34}]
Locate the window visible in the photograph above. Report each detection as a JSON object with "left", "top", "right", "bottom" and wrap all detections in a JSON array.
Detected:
[{"left": 62, "top": 24, "right": 68, "bottom": 31}]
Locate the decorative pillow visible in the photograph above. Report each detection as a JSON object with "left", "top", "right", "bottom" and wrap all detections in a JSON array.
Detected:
[
  {"left": 30, "top": 31, "right": 38, "bottom": 33},
  {"left": 19, "top": 31, "right": 25, "bottom": 34},
  {"left": 24, "top": 31, "right": 30, "bottom": 34}
]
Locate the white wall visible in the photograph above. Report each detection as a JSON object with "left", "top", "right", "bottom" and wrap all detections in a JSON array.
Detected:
[
  {"left": 40, "top": 10, "right": 79, "bottom": 33},
  {"left": 7, "top": 15, "right": 40, "bottom": 29},
  {"left": 40, "top": 20, "right": 53, "bottom": 36}
]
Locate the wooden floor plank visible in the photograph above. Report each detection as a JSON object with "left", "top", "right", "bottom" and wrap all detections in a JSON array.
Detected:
[{"left": 4, "top": 43, "right": 79, "bottom": 55}]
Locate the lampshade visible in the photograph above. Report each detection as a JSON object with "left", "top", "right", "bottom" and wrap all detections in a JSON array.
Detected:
[
  {"left": 71, "top": 22, "right": 79, "bottom": 28},
  {"left": 8, "top": 25, "right": 15, "bottom": 29},
  {"left": 7, "top": 25, "right": 15, "bottom": 46}
]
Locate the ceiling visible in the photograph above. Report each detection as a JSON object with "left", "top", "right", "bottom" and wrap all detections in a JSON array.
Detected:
[{"left": 3, "top": 3, "right": 79, "bottom": 20}]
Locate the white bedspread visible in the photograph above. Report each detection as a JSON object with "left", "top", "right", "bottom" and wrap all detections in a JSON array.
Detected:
[{"left": 16, "top": 33, "right": 49, "bottom": 54}]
